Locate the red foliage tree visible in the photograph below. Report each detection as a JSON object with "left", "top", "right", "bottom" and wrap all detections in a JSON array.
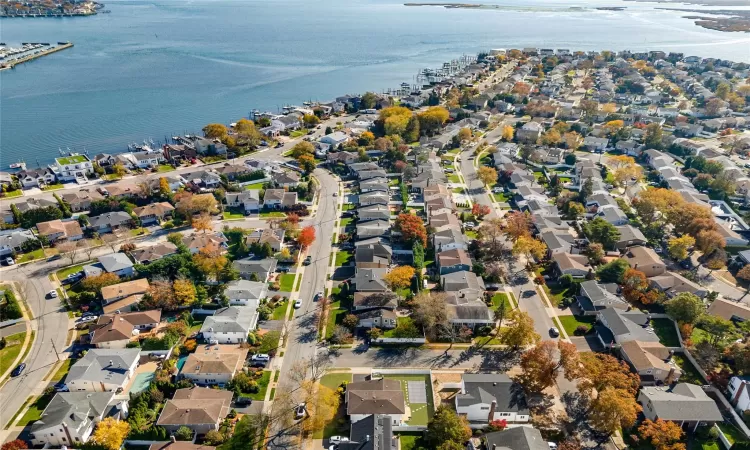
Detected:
[
  {"left": 395, "top": 213, "right": 427, "bottom": 246},
  {"left": 2, "top": 440, "right": 28, "bottom": 450},
  {"left": 298, "top": 226, "right": 316, "bottom": 249},
  {"left": 472, "top": 203, "right": 491, "bottom": 219},
  {"left": 394, "top": 161, "right": 407, "bottom": 173}
]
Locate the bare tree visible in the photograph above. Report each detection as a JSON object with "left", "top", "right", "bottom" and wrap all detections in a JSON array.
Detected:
[
  {"left": 14, "top": 279, "right": 29, "bottom": 303},
  {"left": 82, "top": 239, "right": 97, "bottom": 260},
  {"left": 289, "top": 354, "right": 331, "bottom": 386},
  {"left": 101, "top": 234, "right": 119, "bottom": 253},
  {"left": 138, "top": 180, "right": 154, "bottom": 199},
  {"left": 57, "top": 241, "right": 80, "bottom": 266}
]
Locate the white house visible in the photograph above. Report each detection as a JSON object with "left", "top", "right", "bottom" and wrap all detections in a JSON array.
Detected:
[
  {"left": 455, "top": 373, "right": 530, "bottom": 425},
  {"left": 52, "top": 154, "right": 94, "bottom": 182},
  {"left": 729, "top": 376, "right": 750, "bottom": 413},
  {"left": 320, "top": 131, "right": 350, "bottom": 147},
  {"left": 0, "top": 229, "right": 35, "bottom": 256},
  {"left": 30, "top": 392, "right": 122, "bottom": 448},
  {"left": 65, "top": 348, "right": 140, "bottom": 392},
  {"left": 200, "top": 306, "right": 258, "bottom": 344},
  {"left": 224, "top": 279, "right": 266, "bottom": 307}
]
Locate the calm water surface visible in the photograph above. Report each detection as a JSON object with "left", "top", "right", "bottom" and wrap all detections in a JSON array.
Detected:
[{"left": 2, "top": 0, "right": 750, "bottom": 164}]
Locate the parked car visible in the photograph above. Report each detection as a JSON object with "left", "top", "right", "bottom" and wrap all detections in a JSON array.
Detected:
[
  {"left": 333, "top": 192, "right": 338, "bottom": 197},
  {"left": 53, "top": 382, "right": 69, "bottom": 392},
  {"left": 295, "top": 403, "right": 307, "bottom": 419},
  {"left": 75, "top": 315, "right": 98, "bottom": 324},
  {"left": 47, "top": 290, "right": 58, "bottom": 299},
  {"left": 47, "top": 255, "right": 62, "bottom": 262},
  {"left": 329, "top": 436, "right": 350, "bottom": 444},
  {"left": 11, "top": 363, "right": 26, "bottom": 377},
  {"left": 463, "top": 222, "right": 477, "bottom": 229},
  {"left": 294, "top": 300, "right": 303, "bottom": 309},
  {"left": 491, "top": 187, "right": 504, "bottom": 193},
  {"left": 549, "top": 327, "right": 560, "bottom": 337},
  {"left": 236, "top": 396, "right": 252, "bottom": 406},
  {"left": 303, "top": 255, "right": 312, "bottom": 265},
  {"left": 249, "top": 360, "right": 267, "bottom": 369},
  {"left": 5, "top": 257, "right": 14, "bottom": 265},
  {"left": 314, "top": 292, "right": 323, "bottom": 301},
  {"left": 251, "top": 353, "right": 270, "bottom": 362}
]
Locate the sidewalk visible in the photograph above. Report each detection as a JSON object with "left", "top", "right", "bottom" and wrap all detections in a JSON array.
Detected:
[{"left": 0, "top": 284, "right": 33, "bottom": 385}]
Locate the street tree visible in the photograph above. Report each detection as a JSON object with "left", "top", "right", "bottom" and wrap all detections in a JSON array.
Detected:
[
  {"left": 737, "top": 265, "right": 750, "bottom": 300},
  {"left": 290, "top": 141, "right": 315, "bottom": 158},
  {"left": 499, "top": 310, "right": 540, "bottom": 349},
  {"left": 395, "top": 213, "right": 427, "bottom": 246},
  {"left": 501, "top": 125, "right": 515, "bottom": 142},
  {"left": 504, "top": 211, "right": 532, "bottom": 242},
  {"left": 667, "top": 235, "right": 695, "bottom": 261},
  {"left": 173, "top": 278, "right": 197, "bottom": 306},
  {"left": 297, "top": 154, "right": 316, "bottom": 173},
  {"left": 517, "top": 340, "right": 580, "bottom": 394},
  {"left": 192, "top": 212, "right": 213, "bottom": 234},
  {"left": 411, "top": 292, "right": 448, "bottom": 340},
  {"left": 477, "top": 166, "right": 498, "bottom": 187},
  {"left": 589, "top": 387, "right": 641, "bottom": 435},
  {"left": 298, "top": 226, "right": 316, "bottom": 249},
  {"left": 696, "top": 229, "right": 725, "bottom": 254},
  {"left": 512, "top": 235, "right": 547, "bottom": 262},
  {"left": 57, "top": 241, "right": 80, "bottom": 266}
]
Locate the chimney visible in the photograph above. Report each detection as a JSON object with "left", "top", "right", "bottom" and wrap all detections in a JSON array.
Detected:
[
  {"left": 488, "top": 399, "right": 497, "bottom": 423},
  {"left": 170, "top": 435, "right": 176, "bottom": 443}
]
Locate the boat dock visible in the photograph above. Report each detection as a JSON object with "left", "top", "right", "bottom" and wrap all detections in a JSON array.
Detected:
[{"left": 0, "top": 42, "right": 73, "bottom": 70}]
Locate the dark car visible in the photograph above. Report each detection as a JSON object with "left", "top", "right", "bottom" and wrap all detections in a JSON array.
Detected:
[
  {"left": 277, "top": 266, "right": 291, "bottom": 273},
  {"left": 249, "top": 360, "right": 267, "bottom": 368},
  {"left": 303, "top": 256, "right": 312, "bottom": 265},
  {"left": 523, "top": 290, "right": 536, "bottom": 298},
  {"left": 46, "top": 255, "right": 62, "bottom": 262},
  {"left": 236, "top": 396, "right": 253, "bottom": 406},
  {"left": 11, "top": 363, "right": 26, "bottom": 377}
]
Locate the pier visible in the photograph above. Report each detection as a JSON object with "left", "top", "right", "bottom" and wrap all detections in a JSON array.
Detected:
[{"left": 0, "top": 42, "right": 73, "bottom": 70}]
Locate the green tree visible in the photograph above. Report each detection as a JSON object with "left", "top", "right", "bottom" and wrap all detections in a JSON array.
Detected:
[
  {"left": 579, "top": 177, "right": 593, "bottom": 203},
  {"left": 585, "top": 217, "right": 621, "bottom": 250},
  {"left": 360, "top": 92, "right": 377, "bottom": 110},
  {"left": 596, "top": 259, "right": 630, "bottom": 283},
  {"left": 426, "top": 406, "right": 471, "bottom": 448},
  {"left": 665, "top": 292, "right": 704, "bottom": 324},
  {"left": 404, "top": 115, "right": 420, "bottom": 142},
  {"left": 19, "top": 205, "right": 63, "bottom": 229},
  {"left": 644, "top": 123, "right": 663, "bottom": 149},
  {"left": 174, "top": 426, "right": 193, "bottom": 441},
  {"left": 698, "top": 315, "right": 734, "bottom": 346}
]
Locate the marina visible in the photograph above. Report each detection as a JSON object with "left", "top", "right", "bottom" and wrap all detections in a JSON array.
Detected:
[{"left": 0, "top": 42, "right": 73, "bottom": 70}]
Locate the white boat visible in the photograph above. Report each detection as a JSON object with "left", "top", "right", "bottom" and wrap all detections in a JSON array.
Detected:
[{"left": 9, "top": 162, "right": 26, "bottom": 170}]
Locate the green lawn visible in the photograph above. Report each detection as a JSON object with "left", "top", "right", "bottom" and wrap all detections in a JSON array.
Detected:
[
  {"left": 558, "top": 315, "right": 595, "bottom": 336},
  {"left": 491, "top": 293, "right": 513, "bottom": 313},
  {"left": 383, "top": 317, "right": 416, "bottom": 338},
  {"left": 244, "top": 183, "right": 265, "bottom": 190},
  {"left": 16, "top": 248, "right": 45, "bottom": 263},
  {"left": 475, "top": 335, "right": 503, "bottom": 346},
  {"left": 260, "top": 211, "right": 286, "bottom": 218},
  {"left": 340, "top": 217, "right": 353, "bottom": 228},
  {"left": 320, "top": 372, "right": 352, "bottom": 391},
  {"left": 16, "top": 392, "right": 53, "bottom": 426},
  {"left": 399, "top": 433, "right": 427, "bottom": 450},
  {"left": 343, "top": 204, "right": 356, "bottom": 211},
  {"left": 223, "top": 209, "right": 245, "bottom": 220},
  {"left": 50, "top": 358, "right": 76, "bottom": 382},
  {"left": 448, "top": 174, "right": 461, "bottom": 184},
  {"left": 279, "top": 274, "right": 296, "bottom": 292},
  {"left": 452, "top": 187, "right": 465, "bottom": 194},
  {"left": 541, "top": 282, "right": 572, "bottom": 307},
  {"left": 325, "top": 308, "right": 347, "bottom": 340},
  {"left": 56, "top": 264, "right": 84, "bottom": 280},
  {"left": 289, "top": 129, "right": 309, "bottom": 138},
  {"left": 130, "top": 227, "right": 148, "bottom": 237},
  {"left": 717, "top": 422, "right": 748, "bottom": 445},
  {"left": 314, "top": 372, "right": 353, "bottom": 439},
  {"left": 157, "top": 164, "right": 175, "bottom": 173},
  {"left": 0, "top": 332, "right": 26, "bottom": 376},
  {"left": 335, "top": 250, "right": 353, "bottom": 267},
  {"left": 2, "top": 190, "right": 22, "bottom": 198},
  {"left": 239, "top": 371, "right": 271, "bottom": 401},
  {"left": 272, "top": 300, "right": 288, "bottom": 320},
  {"left": 383, "top": 374, "right": 434, "bottom": 426},
  {"left": 57, "top": 155, "right": 87, "bottom": 164},
  {"left": 42, "top": 183, "right": 64, "bottom": 191},
  {"left": 493, "top": 192, "right": 510, "bottom": 202},
  {"left": 673, "top": 355, "right": 704, "bottom": 384},
  {"left": 650, "top": 318, "right": 680, "bottom": 347},
  {"left": 465, "top": 230, "right": 478, "bottom": 240}
]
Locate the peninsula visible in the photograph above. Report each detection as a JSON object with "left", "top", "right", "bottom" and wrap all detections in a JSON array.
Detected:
[{"left": 0, "top": 0, "right": 103, "bottom": 17}]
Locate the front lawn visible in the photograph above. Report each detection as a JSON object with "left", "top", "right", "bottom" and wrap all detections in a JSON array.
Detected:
[
  {"left": 241, "top": 371, "right": 271, "bottom": 401},
  {"left": 16, "top": 248, "right": 45, "bottom": 263},
  {"left": 343, "top": 204, "right": 356, "bottom": 211},
  {"left": 493, "top": 192, "right": 510, "bottom": 203},
  {"left": 223, "top": 208, "right": 245, "bottom": 220},
  {"left": 56, "top": 264, "right": 84, "bottom": 281},
  {"left": 465, "top": 230, "right": 478, "bottom": 240},
  {"left": 279, "top": 274, "right": 296, "bottom": 292},
  {"left": 325, "top": 307, "right": 347, "bottom": 340},
  {"left": 50, "top": 358, "right": 76, "bottom": 382},
  {"left": 491, "top": 293, "right": 513, "bottom": 313},
  {"left": 558, "top": 315, "right": 595, "bottom": 336},
  {"left": 289, "top": 129, "right": 309, "bottom": 138},
  {"left": 2, "top": 189, "right": 23, "bottom": 198},
  {"left": 42, "top": 183, "right": 64, "bottom": 191},
  {"left": 448, "top": 174, "right": 461, "bottom": 184},
  {"left": 260, "top": 211, "right": 286, "bottom": 218},
  {"left": 320, "top": 372, "right": 352, "bottom": 391},
  {"left": 314, "top": 372, "right": 352, "bottom": 439},
  {"left": 717, "top": 422, "right": 748, "bottom": 445},
  {"left": 340, "top": 217, "right": 353, "bottom": 228},
  {"left": 157, "top": 164, "right": 175, "bottom": 173},
  {"left": 272, "top": 300, "right": 288, "bottom": 320},
  {"left": 0, "top": 332, "right": 26, "bottom": 376},
  {"left": 17, "top": 392, "right": 54, "bottom": 426},
  {"left": 383, "top": 317, "right": 417, "bottom": 338},
  {"left": 650, "top": 318, "right": 680, "bottom": 347},
  {"left": 335, "top": 250, "right": 353, "bottom": 267},
  {"left": 540, "top": 282, "right": 572, "bottom": 307},
  {"left": 452, "top": 187, "right": 465, "bottom": 194},
  {"left": 130, "top": 227, "right": 149, "bottom": 237}
]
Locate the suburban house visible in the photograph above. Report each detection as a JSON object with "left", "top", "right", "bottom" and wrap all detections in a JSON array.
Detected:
[
  {"left": 272, "top": 171, "right": 301, "bottom": 188},
  {"left": 0, "top": 229, "right": 35, "bottom": 256},
  {"left": 614, "top": 225, "right": 648, "bottom": 250},
  {"left": 163, "top": 144, "right": 198, "bottom": 165},
  {"left": 707, "top": 298, "right": 750, "bottom": 322},
  {"left": 179, "top": 345, "right": 248, "bottom": 386},
  {"left": 98, "top": 253, "right": 136, "bottom": 278},
  {"left": 65, "top": 348, "right": 140, "bottom": 392},
  {"left": 596, "top": 307, "right": 662, "bottom": 348},
  {"left": 649, "top": 272, "right": 708, "bottom": 299},
  {"left": 551, "top": 252, "right": 590, "bottom": 278},
  {"left": 101, "top": 278, "right": 150, "bottom": 313},
  {"left": 637, "top": 384, "right": 723, "bottom": 431},
  {"left": 182, "top": 232, "right": 228, "bottom": 254},
  {"left": 36, "top": 219, "right": 84, "bottom": 242},
  {"left": 483, "top": 427, "right": 549, "bottom": 450},
  {"left": 320, "top": 131, "right": 350, "bottom": 147},
  {"left": 17, "top": 167, "right": 56, "bottom": 188},
  {"left": 516, "top": 122, "right": 543, "bottom": 143},
  {"left": 728, "top": 376, "right": 750, "bottom": 413},
  {"left": 355, "top": 308, "right": 397, "bottom": 330},
  {"left": 29, "top": 392, "right": 119, "bottom": 447},
  {"left": 353, "top": 292, "right": 399, "bottom": 312},
  {"left": 624, "top": 246, "right": 667, "bottom": 277},
  {"left": 245, "top": 228, "right": 285, "bottom": 252},
  {"left": 131, "top": 242, "right": 178, "bottom": 264},
  {"left": 89, "top": 310, "right": 161, "bottom": 349},
  {"left": 455, "top": 373, "right": 529, "bottom": 425},
  {"left": 433, "top": 227, "right": 469, "bottom": 252},
  {"left": 336, "top": 414, "right": 397, "bottom": 450},
  {"left": 62, "top": 189, "right": 104, "bottom": 212},
  {"left": 355, "top": 244, "right": 391, "bottom": 269},
  {"left": 200, "top": 306, "right": 258, "bottom": 344},
  {"left": 215, "top": 163, "right": 252, "bottom": 181},
  {"left": 157, "top": 387, "right": 233, "bottom": 434},
  {"left": 224, "top": 279, "right": 266, "bottom": 307},
  {"left": 576, "top": 280, "right": 628, "bottom": 315},
  {"left": 356, "top": 220, "right": 390, "bottom": 239},
  {"left": 87, "top": 211, "right": 133, "bottom": 234},
  {"left": 619, "top": 340, "right": 682, "bottom": 386},
  {"left": 232, "top": 257, "right": 277, "bottom": 282},
  {"left": 358, "top": 204, "right": 391, "bottom": 222},
  {"left": 437, "top": 248, "right": 472, "bottom": 275},
  {"left": 132, "top": 202, "right": 175, "bottom": 225},
  {"left": 346, "top": 378, "right": 406, "bottom": 426},
  {"left": 359, "top": 190, "right": 390, "bottom": 207},
  {"left": 441, "top": 271, "right": 486, "bottom": 299},
  {"left": 263, "top": 189, "right": 297, "bottom": 209},
  {"left": 51, "top": 154, "right": 94, "bottom": 181},
  {"left": 353, "top": 268, "right": 389, "bottom": 292},
  {"left": 181, "top": 170, "right": 222, "bottom": 188},
  {"left": 225, "top": 190, "right": 260, "bottom": 213}
]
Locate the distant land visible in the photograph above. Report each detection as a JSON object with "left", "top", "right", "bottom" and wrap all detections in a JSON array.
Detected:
[
  {"left": 624, "top": 0, "right": 750, "bottom": 6},
  {"left": 660, "top": 8, "right": 750, "bottom": 32},
  {"left": 0, "top": 0, "right": 104, "bottom": 17}
]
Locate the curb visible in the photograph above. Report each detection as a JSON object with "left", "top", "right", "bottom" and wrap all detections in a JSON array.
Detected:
[{"left": 0, "top": 284, "right": 33, "bottom": 386}]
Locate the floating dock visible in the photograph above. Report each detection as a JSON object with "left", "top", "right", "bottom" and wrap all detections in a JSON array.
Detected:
[{"left": 0, "top": 42, "right": 73, "bottom": 70}]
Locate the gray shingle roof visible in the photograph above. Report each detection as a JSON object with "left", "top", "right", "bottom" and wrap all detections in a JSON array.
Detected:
[
  {"left": 98, "top": 253, "right": 134, "bottom": 273},
  {"left": 640, "top": 384, "right": 722, "bottom": 422},
  {"left": 201, "top": 306, "right": 257, "bottom": 333},
  {"left": 456, "top": 373, "right": 528, "bottom": 413},
  {"left": 66, "top": 348, "right": 140, "bottom": 386},
  {"left": 483, "top": 427, "right": 549, "bottom": 450},
  {"left": 30, "top": 392, "right": 114, "bottom": 433}
]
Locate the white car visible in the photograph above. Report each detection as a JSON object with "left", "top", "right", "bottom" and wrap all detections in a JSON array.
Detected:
[
  {"left": 251, "top": 353, "right": 270, "bottom": 362},
  {"left": 294, "top": 300, "right": 303, "bottom": 309},
  {"left": 463, "top": 222, "right": 477, "bottom": 229},
  {"left": 48, "top": 290, "right": 58, "bottom": 299},
  {"left": 75, "top": 315, "right": 98, "bottom": 324},
  {"left": 329, "top": 436, "right": 349, "bottom": 444},
  {"left": 491, "top": 187, "right": 503, "bottom": 193},
  {"left": 5, "top": 257, "right": 14, "bottom": 265}
]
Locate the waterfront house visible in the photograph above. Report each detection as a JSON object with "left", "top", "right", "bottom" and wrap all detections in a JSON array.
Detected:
[
  {"left": 232, "top": 257, "right": 277, "bottom": 283},
  {"left": 163, "top": 144, "right": 198, "bottom": 165},
  {"left": 65, "top": 348, "right": 140, "bottom": 392},
  {"left": 320, "top": 131, "right": 350, "bottom": 147},
  {"left": 29, "top": 392, "right": 119, "bottom": 448},
  {"left": 132, "top": 202, "right": 175, "bottom": 225},
  {"left": 37, "top": 219, "right": 84, "bottom": 242},
  {"left": 89, "top": 310, "right": 161, "bottom": 349},
  {"left": 131, "top": 242, "right": 178, "bottom": 264},
  {"left": 637, "top": 384, "right": 722, "bottom": 431},
  {"left": 455, "top": 373, "right": 529, "bottom": 425},
  {"left": 62, "top": 189, "right": 104, "bottom": 212},
  {"left": 179, "top": 345, "right": 248, "bottom": 386},
  {"left": 193, "top": 137, "right": 228, "bottom": 156},
  {"left": 87, "top": 211, "right": 133, "bottom": 234},
  {"left": 52, "top": 154, "right": 94, "bottom": 182},
  {"left": 245, "top": 228, "right": 285, "bottom": 252},
  {"left": 0, "top": 229, "right": 35, "bottom": 256},
  {"left": 17, "top": 167, "right": 56, "bottom": 188},
  {"left": 157, "top": 387, "right": 233, "bottom": 434},
  {"left": 200, "top": 306, "right": 258, "bottom": 344},
  {"left": 346, "top": 378, "right": 405, "bottom": 426},
  {"left": 100, "top": 278, "right": 150, "bottom": 313}
]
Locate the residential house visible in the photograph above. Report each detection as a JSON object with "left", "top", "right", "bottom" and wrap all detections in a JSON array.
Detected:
[
  {"left": 106, "top": 183, "right": 143, "bottom": 199},
  {"left": 200, "top": 306, "right": 258, "bottom": 344},
  {"left": 263, "top": 189, "right": 297, "bottom": 209},
  {"left": 614, "top": 225, "right": 648, "bottom": 250},
  {"left": 357, "top": 204, "right": 391, "bottom": 222},
  {"left": 576, "top": 280, "right": 628, "bottom": 315},
  {"left": 429, "top": 212, "right": 461, "bottom": 229},
  {"left": 595, "top": 206, "right": 629, "bottom": 226},
  {"left": 649, "top": 272, "right": 708, "bottom": 299},
  {"left": 355, "top": 308, "right": 397, "bottom": 330},
  {"left": 37, "top": 219, "right": 84, "bottom": 242},
  {"left": 356, "top": 219, "right": 390, "bottom": 239},
  {"left": 62, "top": 189, "right": 104, "bottom": 212},
  {"left": 65, "top": 348, "right": 140, "bottom": 392},
  {"left": 353, "top": 291, "right": 399, "bottom": 312},
  {"left": 131, "top": 243, "right": 178, "bottom": 264},
  {"left": 101, "top": 278, "right": 150, "bottom": 313},
  {"left": 87, "top": 211, "right": 133, "bottom": 234},
  {"left": 272, "top": 171, "right": 301, "bottom": 188},
  {"left": 353, "top": 268, "right": 389, "bottom": 292},
  {"left": 596, "top": 307, "right": 662, "bottom": 348},
  {"left": 215, "top": 163, "right": 252, "bottom": 181},
  {"left": 163, "top": 144, "right": 198, "bottom": 165},
  {"left": 232, "top": 257, "right": 277, "bottom": 283},
  {"left": 516, "top": 122, "right": 543, "bottom": 143},
  {"left": 52, "top": 154, "right": 94, "bottom": 181},
  {"left": 132, "top": 202, "right": 175, "bottom": 225},
  {"left": 224, "top": 279, "right": 266, "bottom": 307},
  {"left": 336, "top": 414, "right": 397, "bottom": 450},
  {"left": 728, "top": 376, "right": 750, "bottom": 413},
  {"left": 17, "top": 167, "right": 56, "bottom": 188},
  {"left": 89, "top": 310, "right": 161, "bottom": 349},
  {"left": 551, "top": 252, "right": 591, "bottom": 278},
  {"left": 245, "top": 228, "right": 285, "bottom": 252},
  {"left": 180, "top": 345, "right": 248, "bottom": 385},
  {"left": 346, "top": 378, "right": 406, "bottom": 426},
  {"left": 157, "top": 387, "right": 233, "bottom": 434},
  {"left": 327, "top": 151, "right": 358, "bottom": 165},
  {"left": 359, "top": 190, "right": 390, "bottom": 207},
  {"left": 359, "top": 177, "right": 390, "bottom": 194},
  {"left": 0, "top": 229, "right": 35, "bottom": 256},
  {"left": 540, "top": 230, "right": 577, "bottom": 257},
  {"left": 483, "top": 427, "right": 549, "bottom": 450},
  {"left": 455, "top": 373, "right": 529, "bottom": 425},
  {"left": 180, "top": 170, "right": 222, "bottom": 188},
  {"left": 707, "top": 298, "right": 750, "bottom": 322},
  {"left": 355, "top": 245, "right": 391, "bottom": 269},
  {"left": 98, "top": 253, "right": 135, "bottom": 277},
  {"left": 624, "top": 246, "right": 666, "bottom": 277},
  {"left": 441, "top": 271, "right": 486, "bottom": 298},
  {"left": 29, "top": 392, "right": 118, "bottom": 447},
  {"left": 445, "top": 294, "right": 493, "bottom": 328},
  {"left": 437, "top": 248, "right": 472, "bottom": 275},
  {"left": 433, "top": 227, "right": 469, "bottom": 252},
  {"left": 619, "top": 340, "right": 682, "bottom": 386},
  {"left": 193, "top": 138, "right": 228, "bottom": 156},
  {"left": 182, "top": 232, "right": 228, "bottom": 254},
  {"left": 225, "top": 190, "right": 261, "bottom": 213},
  {"left": 637, "top": 384, "right": 723, "bottom": 431},
  {"left": 583, "top": 136, "right": 609, "bottom": 152}
]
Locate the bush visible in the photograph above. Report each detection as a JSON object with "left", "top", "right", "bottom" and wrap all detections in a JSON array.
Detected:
[
  {"left": 247, "top": 332, "right": 258, "bottom": 346},
  {"left": 0, "top": 290, "right": 22, "bottom": 321},
  {"left": 477, "top": 326, "right": 493, "bottom": 337},
  {"left": 534, "top": 275, "right": 546, "bottom": 285},
  {"left": 204, "top": 430, "right": 225, "bottom": 446},
  {"left": 574, "top": 325, "right": 589, "bottom": 336},
  {"left": 174, "top": 426, "right": 193, "bottom": 441},
  {"left": 257, "top": 306, "right": 272, "bottom": 321},
  {"left": 181, "top": 339, "right": 197, "bottom": 353},
  {"left": 708, "top": 426, "right": 719, "bottom": 441}
]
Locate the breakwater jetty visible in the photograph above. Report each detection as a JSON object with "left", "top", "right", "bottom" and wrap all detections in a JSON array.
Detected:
[{"left": 0, "top": 42, "right": 73, "bottom": 70}]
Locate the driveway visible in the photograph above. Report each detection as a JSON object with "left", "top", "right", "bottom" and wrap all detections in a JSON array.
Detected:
[{"left": 569, "top": 335, "right": 604, "bottom": 353}]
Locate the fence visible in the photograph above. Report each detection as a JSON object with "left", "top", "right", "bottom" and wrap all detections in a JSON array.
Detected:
[
  {"left": 373, "top": 368, "right": 432, "bottom": 375},
  {"left": 372, "top": 337, "right": 426, "bottom": 345},
  {"left": 140, "top": 343, "right": 176, "bottom": 359},
  {"left": 191, "top": 308, "right": 219, "bottom": 315},
  {"left": 237, "top": 177, "right": 270, "bottom": 188}
]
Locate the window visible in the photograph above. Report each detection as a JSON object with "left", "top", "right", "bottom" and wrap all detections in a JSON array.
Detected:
[
  {"left": 645, "top": 369, "right": 653, "bottom": 374},
  {"left": 480, "top": 406, "right": 490, "bottom": 410},
  {"left": 500, "top": 413, "right": 511, "bottom": 417}
]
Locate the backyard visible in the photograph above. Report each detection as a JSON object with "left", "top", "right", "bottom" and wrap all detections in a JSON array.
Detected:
[
  {"left": 673, "top": 354, "right": 704, "bottom": 385},
  {"left": 399, "top": 433, "right": 427, "bottom": 450},
  {"left": 650, "top": 318, "right": 681, "bottom": 347},
  {"left": 383, "top": 374, "right": 434, "bottom": 426}
]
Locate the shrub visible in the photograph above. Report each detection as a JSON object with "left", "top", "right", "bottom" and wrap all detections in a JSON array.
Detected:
[
  {"left": 181, "top": 339, "right": 197, "bottom": 353},
  {"left": 477, "top": 326, "right": 493, "bottom": 337},
  {"left": 174, "top": 426, "right": 193, "bottom": 441},
  {"left": 258, "top": 306, "right": 272, "bottom": 321},
  {"left": 534, "top": 275, "right": 546, "bottom": 285},
  {"left": 575, "top": 325, "right": 589, "bottom": 336},
  {"left": 204, "top": 430, "right": 225, "bottom": 446}
]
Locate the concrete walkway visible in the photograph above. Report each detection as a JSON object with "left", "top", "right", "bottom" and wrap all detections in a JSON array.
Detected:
[{"left": 0, "top": 285, "right": 33, "bottom": 385}]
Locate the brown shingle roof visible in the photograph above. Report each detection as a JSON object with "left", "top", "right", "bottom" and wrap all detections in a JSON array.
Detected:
[
  {"left": 707, "top": 298, "right": 750, "bottom": 321},
  {"left": 620, "top": 340, "right": 678, "bottom": 373},
  {"left": 132, "top": 202, "right": 175, "bottom": 218},
  {"left": 346, "top": 378, "right": 406, "bottom": 415},
  {"left": 157, "top": 387, "right": 232, "bottom": 426},
  {"left": 437, "top": 248, "right": 471, "bottom": 267},
  {"left": 181, "top": 347, "right": 247, "bottom": 376},
  {"left": 89, "top": 310, "right": 161, "bottom": 344},
  {"left": 37, "top": 219, "right": 83, "bottom": 238},
  {"left": 101, "top": 278, "right": 150, "bottom": 303}
]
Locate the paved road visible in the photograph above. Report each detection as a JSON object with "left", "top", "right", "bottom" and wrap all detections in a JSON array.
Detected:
[
  {"left": 327, "top": 346, "right": 516, "bottom": 372},
  {"left": 0, "top": 323, "right": 25, "bottom": 339}
]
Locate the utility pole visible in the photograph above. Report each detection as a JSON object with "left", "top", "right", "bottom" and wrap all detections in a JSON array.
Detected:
[{"left": 50, "top": 338, "right": 60, "bottom": 361}]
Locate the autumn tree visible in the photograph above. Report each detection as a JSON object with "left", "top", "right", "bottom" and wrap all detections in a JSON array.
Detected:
[
  {"left": 504, "top": 211, "right": 532, "bottom": 242},
  {"left": 203, "top": 123, "right": 228, "bottom": 139},
  {"left": 585, "top": 217, "right": 621, "bottom": 249},
  {"left": 667, "top": 235, "right": 695, "bottom": 261},
  {"left": 512, "top": 235, "right": 547, "bottom": 262},
  {"left": 299, "top": 384, "right": 340, "bottom": 436},
  {"left": 159, "top": 177, "right": 171, "bottom": 197},
  {"left": 395, "top": 213, "right": 427, "bottom": 246},
  {"left": 665, "top": 292, "right": 704, "bottom": 325},
  {"left": 293, "top": 225, "right": 315, "bottom": 249},
  {"left": 517, "top": 340, "right": 580, "bottom": 394},
  {"left": 563, "top": 131, "right": 583, "bottom": 150},
  {"left": 501, "top": 125, "right": 515, "bottom": 142},
  {"left": 81, "top": 272, "right": 120, "bottom": 294},
  {"left": 541, "top": 128, "right": 562, "bottom": 146},
  {"left": 192, "top": 212, "right": 213, "bottom": 234},
  {"left": 112, "top": 162, "right": 127, "bottom": 179},
  {"left": 411, "top": 292, "right": 448, "bottom": 340},
  {"left": 578, "top": 352, "right": 640, "bottom": 398},
  {"left": 608, "top": 155, "right": 642, "bottom": 186},
  {"left": 638, "top": 419, "right": 685, "bottom": 450},
  {"left": 378, "top": 106, "right": 413, "bottom": 137},
  {"left": 589, "top": 387, "right": 641, "bottom": 435},
  {"left": 234, "top": 118, "right": 262, "bottom": 147},
  {"left": 1, "top": 440, "right": 28, "bottom": 450},
  {"left": 425, "top": 406, "right": 471, "bottom": 448},
  {"left": 417, "top": 106, "right": 450, "bottom": 136},
  {"left": 477, "top": 166, "right": 498, "bottom": 187},
  {"left": 302, "top": 114, "right": 320, "bottom": 128},
  {"left": 297, "top": 153, "right": 316, "bottom": 173},
  {"left": 143, "top": 278, "right": 177, "bottom": 310},
  {"left": 383, "top": 266, "right": 416, "bottom": 291},
  {"left": 621, "top": 269, "right": 650, "bottom": 305},
  {"left": 471, "top": 203, "right": 491, "bottom": 219},
  {"left": 289, "top": 141, "right": 315, "bottom": 158},
  {"left": 173, "top": 278, "right": 197, "bottom": 306},
  {"left": 57, "top": 240, "right": 80, "bottom": 266},
  {"left": 499, "top": 310, "right": 540, "bottom": 349},
  {"left": 92, "top": 417, "right": 130, "bottom": 450},
  {"left": 737, "top": 265, "right": 750, "bottom": 300},
  {"left": 457, "top": 127, "right": 472, "bottom": 143},
  {"left": 695, "top": 229, "right": 725, "bottom": 254},
  {"left": 644, "top": 123, "right": 664, "bottom": 149},
  {"left": 193, "top": 249, "right": 228, "bottom": 280}
]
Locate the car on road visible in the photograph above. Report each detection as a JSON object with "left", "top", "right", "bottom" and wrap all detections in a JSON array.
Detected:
[
  {"left": 333, "top": 192, "right": 338, "bottom": 197},
  {"left": 5, "top": 257, "right": 15, "bottom": 265},
  {"left": 314, "top": 292, "right": 323, "bottom": 301},
  {"left": 75, "top": 315, "right": 98, "bottom": 324},
  {"left": 251, "top": 353, "right": 270, "bottom": 362},
  {"left": 295, "top": 403, "right": 307, "bottom": 420},
  {"left": 54, "top": 382, "right": 69, "bottom": 392},
  {"left": 329, "top": 436, "right": 349, "bottom": 444},
  {"left": 303, "top": 255, "right": 312, "bottom": 265},
  {"left": 294, "top": 300, "right": 303, "bottom": 309},
  {"left": 549, "top": 327, "right": 560, "bottom": 337},
  {"left": 47, "top": 255, "right": 62, "bottom": 262},
  {"left": 48, "top": 290, "right": 58, "bottom": 299},
  {"left": 11, "top": 363, "right": 26, "bottom": 377},
  {"left": 444, "top": 168, "right": 454, "bottom": 173},
  {"left": 522, "top": 290, "right": 536, "bottom": 298}
]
